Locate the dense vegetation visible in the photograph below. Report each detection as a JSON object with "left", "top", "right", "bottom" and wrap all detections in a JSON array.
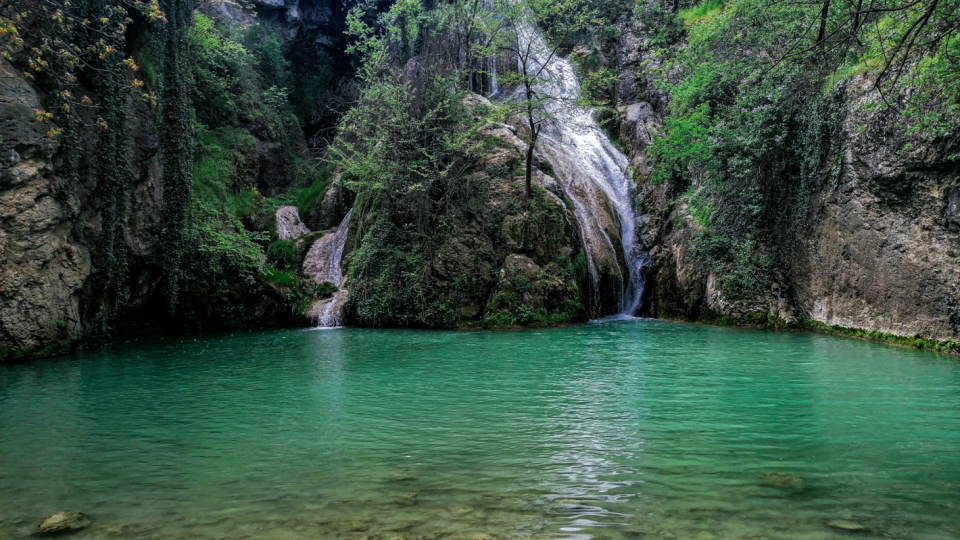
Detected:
[
  {"left": 2, "top": 0, "right": 957, "bottom": 340},
  {"left": 0, "top": 0, "right": 339, "bottom": 332},
  {"left": 329, "top": 0, "right": 597, "bottom": 327},
  {"left": 637, "top": 0, "right": 960, "bottom": 305}
]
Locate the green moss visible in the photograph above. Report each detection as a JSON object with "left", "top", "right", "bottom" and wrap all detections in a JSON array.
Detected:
[
  {"left": 692, "top": 312, "right": 960, "bottom": 355},
  {"left": 0, "top": 341, "right": 72, "bottom": 363},
  {"left": 797, "top": 320, "right": 960, "bottom": 355}
]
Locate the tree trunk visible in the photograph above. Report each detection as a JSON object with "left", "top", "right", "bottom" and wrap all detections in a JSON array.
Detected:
[
  {"left": 817, "top": 0, "right": 831, "bottom": 52},
  {"left": 524, "top": 85, "right": 536, "bottom": 200},
  {"left": 525, "top": 134, "right": 535, "bottom": 199}
]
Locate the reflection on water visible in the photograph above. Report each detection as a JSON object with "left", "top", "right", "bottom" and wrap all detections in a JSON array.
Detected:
[{"left": 1, "top": 320, "right": 959, "bottom": 540}]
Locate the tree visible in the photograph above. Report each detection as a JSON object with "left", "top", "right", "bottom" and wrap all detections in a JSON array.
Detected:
[{"left": 485, "top": 0, "right": 596, "bottom": 199}]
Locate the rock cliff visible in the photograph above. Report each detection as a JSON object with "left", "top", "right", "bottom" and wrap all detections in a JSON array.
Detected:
[{"left": 613, "top": 14, "right": 960, "bottom": 347}]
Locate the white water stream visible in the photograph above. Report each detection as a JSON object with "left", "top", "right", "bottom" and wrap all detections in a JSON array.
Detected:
[
  {"left": 302, "top": 209, "right": 353, "bottom": 327},
  {"left": 512, "top": 22, "right": 646, "bottom": 316}
]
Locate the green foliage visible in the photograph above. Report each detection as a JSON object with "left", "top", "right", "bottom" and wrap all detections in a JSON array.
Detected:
[
  {"left": 188, "top": 13, "right": 258, "bottom": 126},
  {"left": 157, "top": 0, "right": 195, "bottom": 311},
  {"left": 228, "top": 188, "right": 265, "bottom": 219},
  {"left": 263, "top": 268, "right": 298, "bottom": 288},
  {"left": 636, "top": 1, "right": 684, "bottom": 47},
  {"left": 188, "top": 14, "right": 302, "bottom": 150},
  {"left": 901, "top": 32, "right": 960, "bottom": 138},
  {"left": 346, "top": 216, "right": 460, "bottom": 327},
  {"left": 293, "top": 165, "right": 333, "bottom": 213},
  {"left": 332, "top": 75, "right": 475, "bottom": 228},
  {"left": 189, "top": 125, "right": 266, "bottom": 287},
  {"left": 267, "top": 240, "right": 297, "bottom": 271},
  {"left": 678, "top": 0, "right": 725, "bottom": 24},
  {"left": 193, "top": 126, "right": 257, "bottom": 199},
  {"left": 189, "top": 202, "right": 267, "bottom": 289}
]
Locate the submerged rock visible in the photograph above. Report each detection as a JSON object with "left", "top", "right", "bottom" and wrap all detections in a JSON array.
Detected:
[
  {"left": 759, "top": 472, "right": 806, "bottom": 490},
  {"left": 826, "top": 520, "right": 870, "bottom": 532},
  {"left": 396, "top": 492, "right": 418, "bottom": 506},
  {"left": 36, "top": 511, "right": 90, "bottom": 534}
]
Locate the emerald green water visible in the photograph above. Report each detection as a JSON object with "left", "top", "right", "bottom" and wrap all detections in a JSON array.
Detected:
[{"left": 2, "top": 320, "right": 959, "bottom": 540}]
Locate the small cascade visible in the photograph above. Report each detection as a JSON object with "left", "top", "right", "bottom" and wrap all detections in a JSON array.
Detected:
[
  {"left": 312, "top": 290, "right": 348, "bottom": 328},
  {"left": 275, "top": 205, "right": 310, "bottom": 241},
  {"left": 303, "top": 209, "right": 352, "bottom": 287},
  {"left": 302, "top": 209, "right": 353, "bottom": 327},
  {"left": 488, "top": 55, "right": 499, "bottom": 98},
  {"left": 513, "top": 22, "right": 647, "bottom": 316}
]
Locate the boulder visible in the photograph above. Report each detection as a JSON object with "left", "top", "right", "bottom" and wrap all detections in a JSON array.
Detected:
[
  {"left": 275, "top": 205, "right": 310, "bottom": 240},
  {"left": 37, "top": 511, "right": 90, "bottom": 534},
  {"left": 826, "top": 520, "right": 870, "bottom": 532},
  {"left": 759, "top": 472, "right": 805, "bottom": 490}
]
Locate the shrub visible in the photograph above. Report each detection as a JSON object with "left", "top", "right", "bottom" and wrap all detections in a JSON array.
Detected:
[{"left": 267, "top": 240, "right": 297, "bottom": 271}]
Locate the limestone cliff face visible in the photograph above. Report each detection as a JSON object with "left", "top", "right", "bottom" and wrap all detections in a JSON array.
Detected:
[
  {"left": 0, "top": 55, "right": 295, "bottom": 360},
  {"left": 0, "top": 60, "right": 92, "bottom": 355},
  {"left": 794, "top": 81, "right": 960, "bottom": 341},
  {"left": 614, "top": 17, "right": 960, "bottom": 343}
]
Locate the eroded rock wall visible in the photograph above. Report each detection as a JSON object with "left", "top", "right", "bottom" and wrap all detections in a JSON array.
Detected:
[
  {"left": 0, "top": 60, "right": 91, "bottom": 356},
  {"left": 794, "top": 81, "right": 960, "bottom": 340},
  {"left": 615, "top": 29, "right": 960, "bottom": 343}
]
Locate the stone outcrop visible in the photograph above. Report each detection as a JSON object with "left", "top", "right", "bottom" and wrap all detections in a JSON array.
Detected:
[
  {"left": 613, "top": 20, "right": 960, "bottom": 344},
  {"left": 342, "top": 95, "right": 593, "bottom": 327},
  {"left": 36, "top": 511, "right": 91, "bottom": 534},
  {"left": 0, "top": 60, "right": 91, "bottom": 357},
  {"left": 276, "top": 205, "right": 311, "bottom": 240},
  {"left": 792, "top": 79, "right": 960, "bottom": 340}
]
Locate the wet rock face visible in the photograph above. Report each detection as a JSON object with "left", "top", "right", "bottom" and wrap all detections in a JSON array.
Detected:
[
  {"left": 792, "top": 86, "right": 960, "bottom": 341},
  {"left": 0, "top": 60, "right": 91, "bottom": 356},
  {"left": 37, "top": 511, "right": 90, "bottom": 534},
  {"left": 276, "top": 206, "right": 311, "bottom": 241}
]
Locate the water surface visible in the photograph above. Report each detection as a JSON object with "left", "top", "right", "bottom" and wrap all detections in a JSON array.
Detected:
[{"left": 2, "top": 320, "right": 959, "bottom": 539}]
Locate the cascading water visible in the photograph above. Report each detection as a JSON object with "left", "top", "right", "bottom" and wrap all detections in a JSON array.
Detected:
[
  {"left": 512, "top": 22, "right": 647, "bottom": 316},
  {"left": 303, "top": 209, "right": 353, "bottom": 327}
]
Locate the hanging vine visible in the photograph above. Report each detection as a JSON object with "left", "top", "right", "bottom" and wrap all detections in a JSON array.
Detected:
[
  {"left": 155, "top": 0, "right": 193, "bottom": 312},
  {"left": 93, "top": 0, "right": 133, "bottom": 292}
]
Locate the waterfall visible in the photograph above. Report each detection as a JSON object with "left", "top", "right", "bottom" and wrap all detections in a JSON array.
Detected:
[
  {"left": 303, "top": 209, "right": 353, "bottom": 327},
  {"left": 489, "top": 55, "right": 500, "bottom": 98},
  {"left": 514, "top": 22, "right": 646, "bottom": 316}
]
